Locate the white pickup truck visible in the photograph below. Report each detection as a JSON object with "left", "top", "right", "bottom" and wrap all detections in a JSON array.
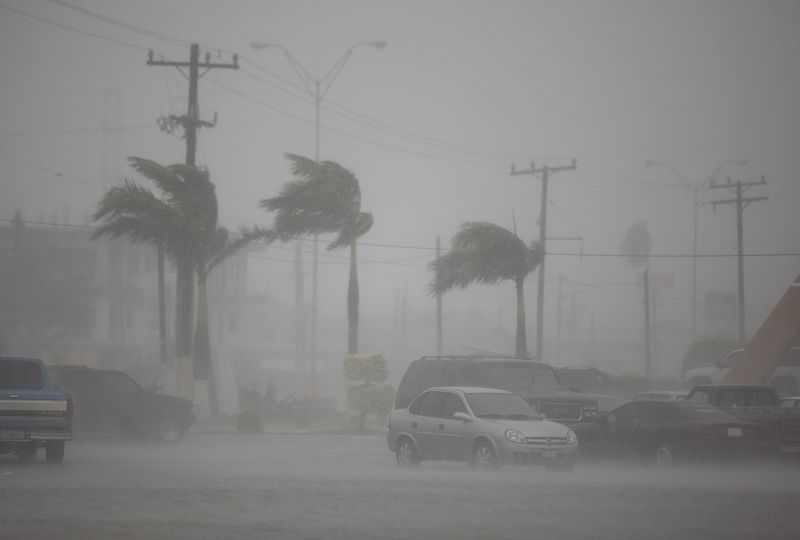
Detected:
[{"left": 684, "top": 347, "right": 800, "bottom": 397}]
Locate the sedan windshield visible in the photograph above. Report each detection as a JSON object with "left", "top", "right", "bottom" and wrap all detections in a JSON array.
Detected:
[{"left": 465, "top": 393, "right": 541, "bottom": 420}]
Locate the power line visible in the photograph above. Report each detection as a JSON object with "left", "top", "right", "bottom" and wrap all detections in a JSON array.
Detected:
[
  {"left": 45, "top": 0, "right": 189, "bottom": 48},
  {"left": 0, "top": 3, "right": 150, "bottom": 51}
]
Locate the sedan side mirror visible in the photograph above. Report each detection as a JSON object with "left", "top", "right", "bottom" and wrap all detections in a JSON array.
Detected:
[{"left": 453, "top": 411, "right": 472, "bottom": 422}]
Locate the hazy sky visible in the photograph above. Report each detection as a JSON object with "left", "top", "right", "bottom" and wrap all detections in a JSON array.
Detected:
[{"left": 2, "top": 0, "right": 799, "bottom": 375}]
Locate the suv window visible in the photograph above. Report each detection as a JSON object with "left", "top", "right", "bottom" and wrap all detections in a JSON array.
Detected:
[
  {"left": 99, "top": 371, "right": 141, "bottom": 397},
  {"left": 395, "top": 359, "right": 447, "bottom": 408}
]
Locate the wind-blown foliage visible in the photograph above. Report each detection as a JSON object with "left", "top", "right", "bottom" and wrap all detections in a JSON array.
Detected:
[
  {"left": 260, "top": 153, "right": 372, "bottom": 354},
  {"left": 430, "top": 222, "right": 541, "bottom": 357},
  {"left": 93, "top": 158, "right": 270, "bottom": 409}
]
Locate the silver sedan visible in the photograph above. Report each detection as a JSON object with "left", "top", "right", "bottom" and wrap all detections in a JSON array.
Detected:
[{"left": 387, "top": 386, "right": 578, "bottom": 469}]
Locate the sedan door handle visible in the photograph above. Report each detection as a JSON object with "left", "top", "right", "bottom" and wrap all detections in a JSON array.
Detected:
[
  {"left": 412, "top": 422, "right": 418, "bottom": 428},
  {"left": 439, "top": 423, "right": 445, "bottom": 429}
]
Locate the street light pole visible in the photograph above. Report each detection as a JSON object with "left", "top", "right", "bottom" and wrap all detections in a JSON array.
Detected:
[
  {"left": 251, "top": 40, "right": 386, "bottom": 395},
  {"left": 646, "top": 159, "right": 747, "bottom": 346}
]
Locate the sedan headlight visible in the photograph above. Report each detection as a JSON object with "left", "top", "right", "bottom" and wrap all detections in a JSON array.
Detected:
[
  {"left": 566, "top": 430, "right": 578, "bottom": 445},
  {"left": 505, "top": 429, "right": 526, "bottom": 443}
]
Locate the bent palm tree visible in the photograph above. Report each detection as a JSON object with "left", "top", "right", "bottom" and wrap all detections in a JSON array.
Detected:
[
  {"left": 260, "top": 153, "right": 373, "bottom": 354},
  {"left": 94, "top": 158, "right": 269, "bottom": 410},
  {"left": 430, "top": 222, "right": 541, "bottom": 357}
]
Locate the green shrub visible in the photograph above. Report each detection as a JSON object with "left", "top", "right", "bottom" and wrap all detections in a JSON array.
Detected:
[{"left": 344, "top": 354, "right": 394, "bottom": 432}]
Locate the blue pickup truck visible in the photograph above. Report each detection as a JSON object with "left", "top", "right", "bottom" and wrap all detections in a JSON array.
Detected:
[{"left": 0, "top": 356, "right": 73, "bottom": 463}]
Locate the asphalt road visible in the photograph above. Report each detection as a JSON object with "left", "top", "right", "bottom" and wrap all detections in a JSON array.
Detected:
[{"left": 1, "top": 433, "right": 799, "bottom": 540}]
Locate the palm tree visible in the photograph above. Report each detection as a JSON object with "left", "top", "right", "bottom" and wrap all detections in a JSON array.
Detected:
[
  {"left": 93, "top": 157, "right": 269, "bottom": 410},
  {"left": 430, "top": 222, "right": 541, "bottom": 358},
  {"left": 260, "top": 153, "right": 373, "bottom": 354}
]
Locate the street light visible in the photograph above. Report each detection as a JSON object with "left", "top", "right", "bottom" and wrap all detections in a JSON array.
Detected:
[
  {"left": 646, "top": 159, "right": 748, "bottom": 346},
  {"left": 250, "top": 40, "right": 386, "bottom": 395}
]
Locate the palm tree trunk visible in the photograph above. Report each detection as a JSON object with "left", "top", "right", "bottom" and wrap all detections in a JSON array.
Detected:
[
  {"left": 348, "top": 239, "right": 360, "bottom": 354},
  {"left": 515, "top": 277, "right": 528, "bottom": 358},
  {"left": 157, "top": 243, "right": 167, "bottom": 364},
  {"left": 175, "top": 258, "right": 194, "bottom": 399},
  {"left": 194, "top": 272, "right": 217, "bottom": 415}
]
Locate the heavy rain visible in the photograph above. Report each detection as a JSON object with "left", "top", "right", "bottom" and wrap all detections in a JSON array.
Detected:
[{"left": 2, "top": 1, "right": 800, "bottom": 539}]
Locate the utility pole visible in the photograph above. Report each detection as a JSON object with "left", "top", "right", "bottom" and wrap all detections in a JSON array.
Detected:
[
  {"left": 146, "top": 44, "right": 238, "bottom": 400},
  {"left": 644, "top": 269, "right": 651, "bottom": 376},
  {"left": 710, "top": 176, "right": 767, "bottom": 345},
  {"left": 436, "top": 237, "right": 443, "bottom": 356},
  {"left": 510, "top": 159, "right": 577, "bottom": 361}
]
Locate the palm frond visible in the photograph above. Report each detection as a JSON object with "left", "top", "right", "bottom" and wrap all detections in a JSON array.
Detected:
[{"left": 428, "top": 221, "right": 539, "bottom": 295}]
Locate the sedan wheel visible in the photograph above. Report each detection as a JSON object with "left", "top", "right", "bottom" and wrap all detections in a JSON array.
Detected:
[
  {"left": 396, "top": 437, "right": 419, "bottom": 467},
  {"left": 655, "top": 444, "right": 676, "bottom": 467},
  {"left": 472, "top": 442, "right": 498, "bottom": 469}
]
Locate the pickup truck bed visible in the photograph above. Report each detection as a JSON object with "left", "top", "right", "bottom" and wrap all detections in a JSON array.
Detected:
[{"left": 0, "top": 356, "right": 73, "bottom": 463}]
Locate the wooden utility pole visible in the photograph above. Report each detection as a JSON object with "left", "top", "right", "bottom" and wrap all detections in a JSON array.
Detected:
[
  {"left": 436, "top": 237, "right": 443, "bottom": 356},
  {"left": 146, "top": 44, "right": 238, "bottom": 399},
  {"left": 644, "top": 269, "right": 651, "bottom": 376},
  {"left": 710, "top": 176, "right": 767, "bottom": 345},
  {"left": 510, "top": 159, "right": 577, "bottom": 361}
]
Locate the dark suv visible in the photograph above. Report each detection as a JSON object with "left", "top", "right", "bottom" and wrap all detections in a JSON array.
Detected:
[
  {"left": 394, "top": 355, "right": 598, "bottom": 424},
  {"left": 48, "top": 365, "right": 196, "bottom": 443}
]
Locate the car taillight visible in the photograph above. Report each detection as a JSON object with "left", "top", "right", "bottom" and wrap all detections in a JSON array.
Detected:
[{"left": 66, "top": 398, "right": 74, "bottom": 420}]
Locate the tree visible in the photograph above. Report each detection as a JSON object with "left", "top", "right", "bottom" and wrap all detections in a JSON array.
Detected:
[
  {"left": 343, "top": 354, "right": 394, "bottom": 432},
  {"left": 429, "top": 222, "right": 541, "bottom": 357},
  {"left": 260, "top": 153, "right": 373, "bottom": 354},
  {"left": 93, "top": 158, "right": 268, "bottom": 410},
  {"left": 620, "top": 221, "right": 651, "bottom": 269}
]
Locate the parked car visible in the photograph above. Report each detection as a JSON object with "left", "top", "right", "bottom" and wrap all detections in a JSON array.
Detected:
[
  {"left": 0, "top": 356, "right": 72, "bottom": 463},
  {"left": 395, "top": 355, "right": 598, "bottom": 424},
  {"left": 686, "top": 384, "right": 800, "bottom": 454},
  {"left": 571, "top": 400, "right": 769, "bottom": 466},
  {"left": 47, "top": 365, "right": 196, "bottom": 443},
  {"left": 387, "top": 386, "right": 578, "bottom": 469},
  {"left": 557, "top": 366, "right": 612, "bottom": 394},
  {"left": 684, "top": 347, "right": 800, "bottom": 396},
  {"left": 633, "top": 390, "right": 688, "bottom": 401},
  {"left": 781, "top": 397, "right": 800, "bottom": 408}
]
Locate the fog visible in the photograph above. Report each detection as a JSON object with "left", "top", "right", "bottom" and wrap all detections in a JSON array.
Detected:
[
  {"left": 3, "top": 1, "right": 799, "bottom": 384},
  {"left": 2, "top": 3, "right": 800, "bottom": 535}
]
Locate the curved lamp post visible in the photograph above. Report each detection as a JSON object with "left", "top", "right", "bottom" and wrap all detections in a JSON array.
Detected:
[
  {"left": 645, "top": 158, "right": 748, "bottom": 345},
  {"left": 250, "top": 40, "right": 386, "bottom": 395}
]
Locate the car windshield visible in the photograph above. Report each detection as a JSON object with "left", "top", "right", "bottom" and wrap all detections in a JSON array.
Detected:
[
  {"left": 485, "top": 363, "right": 564, "bottom": 391},
  {"left": 465, "top": 392, "right": 542, "bottom": 420}
]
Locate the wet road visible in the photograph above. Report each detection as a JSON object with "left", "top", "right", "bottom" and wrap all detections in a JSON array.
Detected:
[{"left": 1, "top": 433, "right": 799, "bottom": 539}]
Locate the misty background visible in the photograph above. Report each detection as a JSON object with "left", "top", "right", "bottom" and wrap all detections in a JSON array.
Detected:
[{"left": 1, "top": 0, "right": 798, "bottom": 406}]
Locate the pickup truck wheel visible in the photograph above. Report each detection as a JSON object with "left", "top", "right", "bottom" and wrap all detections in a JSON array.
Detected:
[
  {"left": 45, "top": 441, "right": 65, "bottom": 464},
  {"left": 654, "top": 444, "right": 677, "bottom": 468},
  {"left": 18, "top": 443, "right": 37, "bottom": 463},
  {"left": 155, "top": 415, "right": 185, "bottom": 443}
]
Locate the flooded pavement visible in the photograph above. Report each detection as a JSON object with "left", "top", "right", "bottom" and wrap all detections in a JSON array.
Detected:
[{"left": 1, "top": 433, "right": 799, "bottom": 539}]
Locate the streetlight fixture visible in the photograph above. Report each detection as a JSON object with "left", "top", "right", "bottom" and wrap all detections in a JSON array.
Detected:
[
  {"left": 250, "top": 40, "right": 386, "bottom": 395},
  {"left": 646, "top": 158, "right": 748, "bottom": 346}
]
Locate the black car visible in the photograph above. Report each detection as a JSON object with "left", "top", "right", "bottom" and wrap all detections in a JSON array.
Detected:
[
  {"left": 48, "top": 365, "right": 196, "bottom": 443},
  {"left": 571, "top": 400, "right": 769, "bottom": 466}
]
